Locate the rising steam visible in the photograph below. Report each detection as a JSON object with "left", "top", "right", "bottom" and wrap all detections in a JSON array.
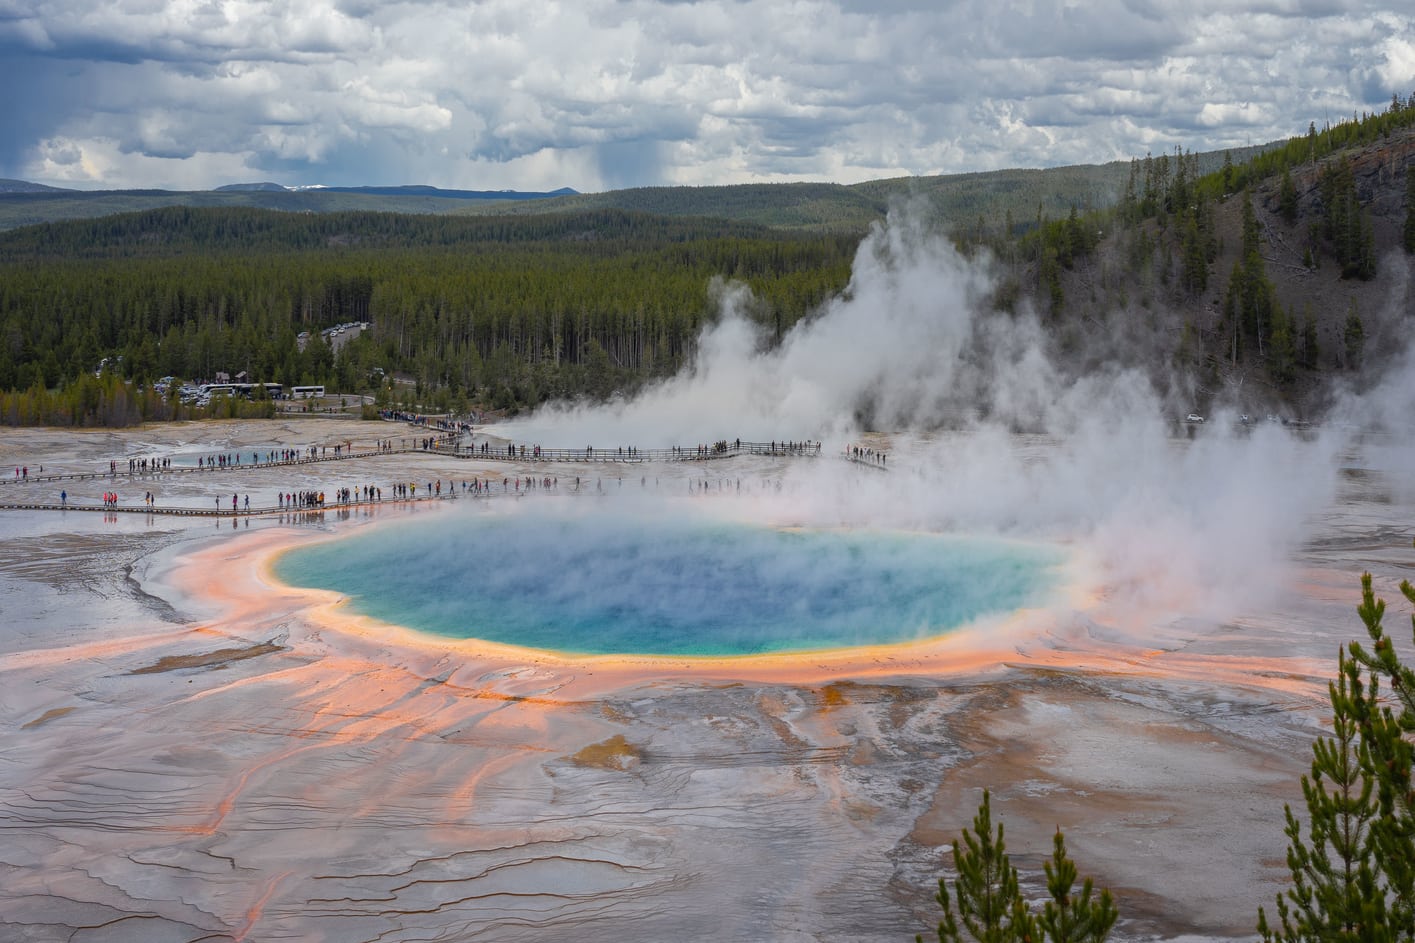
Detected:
[{"left": 498, "top": 200, "right": 1403, "bottom": 630}]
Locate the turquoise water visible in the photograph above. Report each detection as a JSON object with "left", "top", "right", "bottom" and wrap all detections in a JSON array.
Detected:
[{"left": 273, "top": 506, "right": 1064, "bottom": 656}]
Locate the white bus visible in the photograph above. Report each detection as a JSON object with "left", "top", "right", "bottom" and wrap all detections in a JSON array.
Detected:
[
  {"left": 290, "top": 385, "right": 325, "bottom": 399},
  {"left": 199, "top": 382, "right": 283, "bottom": 399}
]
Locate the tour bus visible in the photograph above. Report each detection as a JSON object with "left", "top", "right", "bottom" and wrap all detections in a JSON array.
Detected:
[
  {"left": 198, "top": 382, "right": 284, "bottom": 400},
  {"left": 290, "top": 385, "right": 325, "bottom": 399}
]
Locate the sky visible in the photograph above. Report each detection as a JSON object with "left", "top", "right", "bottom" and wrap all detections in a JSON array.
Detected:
[{"left": 1, "top": 0, "right": 1412, "bottom": 193}]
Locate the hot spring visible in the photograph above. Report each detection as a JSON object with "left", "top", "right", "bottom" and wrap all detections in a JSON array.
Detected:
[{"left": 273, "top": 503, "right": 1066, "bottom": 657}]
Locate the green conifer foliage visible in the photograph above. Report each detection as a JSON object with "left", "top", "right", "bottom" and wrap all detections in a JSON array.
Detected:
[
  {"left": 1348, "top": 575, "right": 1415, "bottom": 934},
  {"left": 1038, "top": 830, "right": 1120, "bottom": 943},
  {"left": 1301, "top": 310, "right": 1320, "bottom": 369},
  {"left": 1319, "top": 159, "right": 1376, "bottom": 279},
  {"left": 1280, "top": 169, "right": 1299, "bottom": 224},
  {"left": 1269, "top": 304, "right": 1297, "bottom": 385},
  {"left": 920, "top": 791, "right": 1117, "bottom": 943},
  {"left": 1259, "top": 574, "right": 1415, "bottom": 943},
  {"left": 1404, "top": 172, "right": 1415, "bottom": 255},
  {"left": 1344, "top": 301, "right": 1365, "bottom": 370}
]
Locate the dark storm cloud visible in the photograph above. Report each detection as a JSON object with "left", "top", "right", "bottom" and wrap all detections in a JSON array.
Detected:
[
  {"left": 978, "top": 1, "right": 1177, "bottom": 62},
  {"left": 1, "top": 0, "right": 1411, "bottom": 190},
  {"left": 0, "top": 52, "right": 96, "bottom": 172}
]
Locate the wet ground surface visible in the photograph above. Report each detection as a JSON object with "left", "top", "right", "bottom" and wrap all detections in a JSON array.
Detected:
[{"left": 1, "top": 419, "right": 1411, "bottom": 942}]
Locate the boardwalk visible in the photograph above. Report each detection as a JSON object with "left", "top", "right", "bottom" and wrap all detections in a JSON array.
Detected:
[
  {"left": 1, "top": 436, "right": 824, "bottom": 488},
  {"left": 457, "top": 440, "right": 822, "bottom": 464},
  {"left": 0, "top": 426, "right": 863, "bottom": 517},
  {"left": 0, "top": 446, "right": 416, "bottom": 487},
  {"left": 842, "top": 454, "right": 889, "bottom": 471},
  {"left": 0, "top": 493, "right": 459, "bottom": 517}
]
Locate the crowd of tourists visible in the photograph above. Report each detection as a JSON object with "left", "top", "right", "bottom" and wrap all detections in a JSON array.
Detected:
[
  {"left": 13, "top": 413, "right": 831, "bottom": 514},
  {"left": 846, "top": 444, "right": 887, "bottom": 465}
]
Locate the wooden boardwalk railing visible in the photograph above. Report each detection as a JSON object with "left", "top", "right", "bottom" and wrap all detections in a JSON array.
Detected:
[
  {"left": 457, "top": 441, "right": 822, "bottom": 463},
  {"left": 0, "top": 444, "right": 897, "bottom": 517},
  {"left": 1, "top": 438, "right": 823, "bottom": 488},
  {"left": 0, "top": 492, "right": 465, "bottom": 516},
  {"left": 0, "top": 447, "right": 418, "bottom": 487}
]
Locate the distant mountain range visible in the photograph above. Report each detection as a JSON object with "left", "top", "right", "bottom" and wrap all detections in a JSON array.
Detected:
[
  {"left": 0, "top": 178, "right": 577, "bottom": 200},
  {"left": 0, "top": 143, "right": 1273, "bottom": 234},
  {"left": 0, "top": 179, "right": 589, "bottom": 231},
  {"left": 0, "top": 179, "right": 73, "bottom": 194},
  {"left": 214, "top": 182, "right": 579, "bottom": 200}
]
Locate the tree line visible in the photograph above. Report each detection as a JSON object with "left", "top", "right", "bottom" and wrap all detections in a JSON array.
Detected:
[
  {"left": 968, "top": 94, "right": 1414, "bottom": 394},
  {"left": 2, "top": 97, "right": 1413, "bottom": 426},
  {"left": 0, "top": 209, "right": 856, "bottom": 424}
]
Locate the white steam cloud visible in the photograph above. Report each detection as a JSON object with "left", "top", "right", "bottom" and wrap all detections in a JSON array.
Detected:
[
  {"left": 513, "top": 206, "right": 1025, "bottom": 444},
  {"left": 494, "top": 201, "right": 1408, "bottom": 630}
]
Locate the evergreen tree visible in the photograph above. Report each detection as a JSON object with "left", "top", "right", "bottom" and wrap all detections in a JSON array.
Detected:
[
  {"left": 1404, "top": 171, "right": 1415, "bottom": 255},
  {"left": 1347, "top": 575, "right": 1415, "bottom": 933},
  {"left": 1242, "top": 190, "right": 1262, "bottom": 258},
  {"left": 1259, "top": 574, "right": 1415, "bottom": 943},
  {"left": 1037, "top": 830, "right": 1120, "bottom": 943},
  {"left": 1181, "top": 217, "right": 1208, "bottom": 295},
  {"left": 1320, "top": 158, "right": 1376, "bottom": 279},
  {"left": 1224, "top": 196, "right": 1280, "bottom": 361},
  {"left": 920, "top": 790, "right": 1117, "bottom": 943},
  {"left": 1301, "top": 309, "right": 1320, "bottom": 369},
  {"left": 1343, "top": 300, "right": 1365, "bottom": 370},
  {"left": 1279, "top": 169, "right": 1299, "bottom": 225},
  {"left": 1269, "top": 304, "right": 1297, "bottom": 385},
  {"left": 1259, "top": 648, "right": 1383, "bottom": 942}
]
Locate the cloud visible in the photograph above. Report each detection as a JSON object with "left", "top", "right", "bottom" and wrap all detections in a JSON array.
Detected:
[{"left": 1, "top": 0, "right": 1412, "bottom": 189}]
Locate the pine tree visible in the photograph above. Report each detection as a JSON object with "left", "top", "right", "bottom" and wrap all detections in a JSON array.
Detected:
[
  {"left": 1301, "top": 309, "right": 1320, "bottom": 370},
  {"left": 1269, "top": 304, "right": 1297, "bottom": 385},
  {"left": 1259, "top": 574, "right": 1415, "bottom": 943},
  {"left": 921, "top": 791, "right": 1117, "bottom": 943},
  {"left": 1037, "top": 830, "right": 1120, "bottom": 943},
  {"left": 1242, "top": 190, "right": 1262, "bottom": 258},
  {"left": 1320, "top": 158, "right": 1376, "bottom": 279},
  {"left": 1182, "top": 217, "right": 1208, "bottom": 295},
  {"left": 1280, "top": 169, "right": 1299, "bottom": 224},
  {"left": 1404, "top": 171, "right": 1415, "bottom": 255},
  {"left": 1343, "top": 300, "right": 1365, "bottom": 370},
  {"left": 924, "top": 791, "right": 1033, "bottom": 943},
  {"left": 1258, "top": 648, "right": 1383, "bottom": 942},
  {"left": 1347, "top": 575, "right": 1415, "bottom": 934}
]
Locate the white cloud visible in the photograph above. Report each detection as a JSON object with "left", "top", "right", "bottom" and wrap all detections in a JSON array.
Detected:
[
  {"left": 1376, "top": 31, "right": 1415, "bottom": 90},
  {"left": 1, "top": 0, "right": 1412, "bottom": 190}
]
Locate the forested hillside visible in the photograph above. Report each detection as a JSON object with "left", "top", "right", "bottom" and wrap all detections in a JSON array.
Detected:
[
  {"left": 970, "top": 100, "right": 1415, "bottom": 415},
  {"left": 0, "top": 210, "right": 857, "bottom": 423},
  {"left": 1, "top": 100, "right": 1411, "bottom": 428},
  {"left": 450, "top": 154, "right": 1261, "bottom": 234},
  {"left": 0, "top": 145, "right": 1270, "bottom": 235},
  {"left": 0, "top": 187, "right": 514, "bottom": 232}
]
